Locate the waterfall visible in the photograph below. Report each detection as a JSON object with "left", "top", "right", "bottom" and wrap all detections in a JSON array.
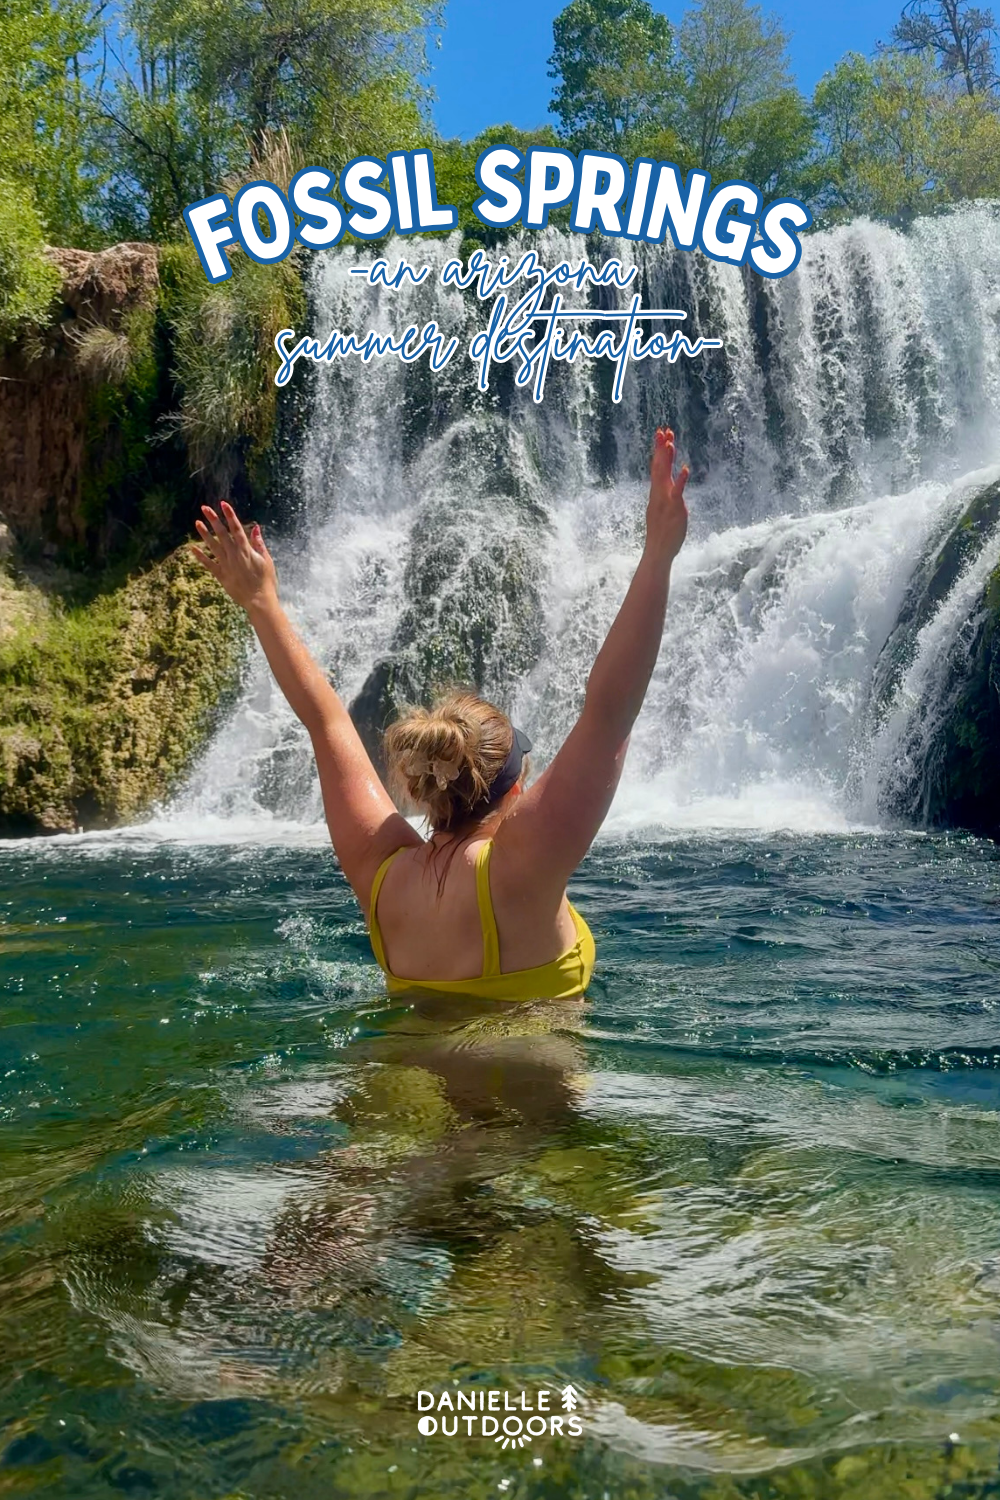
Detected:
[{"left": 172, "top": 203, "right": 1000, "bottom": 837}]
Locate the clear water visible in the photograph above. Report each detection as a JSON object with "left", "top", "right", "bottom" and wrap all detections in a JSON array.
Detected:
[
  {"left": 3, "top": 827, "right": 1000, "bottom": 1498},
  {"left": 6, "top": 207, "right": 1000, "bottom": 1497}
]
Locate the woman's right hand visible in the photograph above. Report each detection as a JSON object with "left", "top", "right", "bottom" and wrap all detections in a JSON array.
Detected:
[
  {"left": 646, "top": 426, "right": 689, "bottom": 560},
  {"left": 191, "top": 501, "right": 279, "bottom": 612}
]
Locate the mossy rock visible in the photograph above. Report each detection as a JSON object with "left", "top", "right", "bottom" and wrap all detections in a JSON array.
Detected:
[
  {"left": 918, "top": 557, "right": 1000, "bottom": 836},
  {"left": 0, "top": 546, "right": 248, "bottom": 834},
  {"left": 348, "top": 417, "right": 549, "bottom": 767},
  {"left": 349, "top": 498, "right": 546, "bottom": 769},
  {"left": 871, "top": 477, "right": 1000, "bottom": 713},
  {"left": 1, "top": 240, "right": 310, "bottom": 571},
  {"left": 873, "top": 478, "right": 1000, "bottom": 837}
]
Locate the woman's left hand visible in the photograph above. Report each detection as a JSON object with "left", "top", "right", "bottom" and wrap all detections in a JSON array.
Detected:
[{"left": 191, "top": 501, "right": 278, "bottom": 612}]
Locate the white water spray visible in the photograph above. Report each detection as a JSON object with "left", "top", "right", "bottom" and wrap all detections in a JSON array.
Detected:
[{"left": 172, "top": 204, "right": 1000, "bottom": 837}]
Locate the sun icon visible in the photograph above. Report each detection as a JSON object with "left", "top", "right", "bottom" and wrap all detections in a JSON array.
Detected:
[{"left": 495, "top": 1433, "right": 532, "bottom": 1450}]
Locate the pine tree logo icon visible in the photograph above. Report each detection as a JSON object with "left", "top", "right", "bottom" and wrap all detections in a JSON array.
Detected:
[{"left": 560, "top": 1384, "right": 579, "bottom": 1411}]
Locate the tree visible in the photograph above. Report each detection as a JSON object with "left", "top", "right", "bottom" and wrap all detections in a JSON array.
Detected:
[
  {"left": 813, "top": 49, "right": 946, "bottom": 218},
  {"left": 156, "top": 0, "right": 436, "bottom": 156},
  {"left": 890, "top": 0, "right": 998, "bottom": 97},
  {"left": 926, "top": 90, "right": 1000, "bottom": 194},
  {"left": 676, "top": 0, "right": 794, "bottom": 175},
  {"left": 0, "top": 0, "right": 100, "bottom": 243},
  {"left": 548, "top": 0, "right": 677, "bottom": 152},
  {"left": 92, "top": 0, "right": 439, "bottom": 239},
  {"left": 721, "top": 87, "right": 816, "bottom": 197},
  {"left": 434, "top": 124, "right": 561, "bottom": 242},
  {"left": 0, "top": 179, "right": 62, "bottom": 345}
]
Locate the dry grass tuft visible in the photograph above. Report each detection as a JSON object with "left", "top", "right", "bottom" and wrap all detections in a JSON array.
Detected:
[
  {"left": 68, "top": 320, "right": 135, "bottom": 383},
  {"left": 221, "top": 127, "right": 305, "bottom": 198}
]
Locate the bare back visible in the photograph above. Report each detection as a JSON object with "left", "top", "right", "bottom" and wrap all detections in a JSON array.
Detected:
[{"left": 372, "top": 836, "right": 578, "bottom": 982}]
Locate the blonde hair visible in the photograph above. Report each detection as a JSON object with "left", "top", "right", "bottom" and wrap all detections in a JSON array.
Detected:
[{"left": 384, "top": 691, "right": 516, "bottom": 833}]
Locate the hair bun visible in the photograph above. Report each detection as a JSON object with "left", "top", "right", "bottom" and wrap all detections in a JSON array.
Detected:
[{"left": 384, "top": 691, "right": 519, "bottom": 834}]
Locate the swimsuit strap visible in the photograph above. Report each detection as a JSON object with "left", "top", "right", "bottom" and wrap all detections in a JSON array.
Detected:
[
  {"left": 368, "top": 847, "right": 406, "bottom": 972},
  {"left": 475, "top": 840, "right": 501, "bottom": 977}
]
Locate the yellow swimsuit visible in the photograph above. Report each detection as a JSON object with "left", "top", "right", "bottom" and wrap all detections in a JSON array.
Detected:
[{"left": 368, "top": 839, "right": 595, "bottom": 1001}]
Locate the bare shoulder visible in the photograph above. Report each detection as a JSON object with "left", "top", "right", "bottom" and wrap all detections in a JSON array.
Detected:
[{"left": 490, "top": 713, "right": 629, "bottom": 892}]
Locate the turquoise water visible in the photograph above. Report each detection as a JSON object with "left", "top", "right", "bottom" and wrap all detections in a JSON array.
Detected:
[{"left": 2, "top": 828, "right": 1000, "bottom": 1498}]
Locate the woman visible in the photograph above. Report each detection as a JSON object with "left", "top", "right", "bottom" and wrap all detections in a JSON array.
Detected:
[{"left": 191, "top": 425, "right": 689, "bottom": 1000}]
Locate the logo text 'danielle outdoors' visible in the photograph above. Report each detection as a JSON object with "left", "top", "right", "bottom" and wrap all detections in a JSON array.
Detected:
[{"left": 416, "top": 1384, "right": 583, "bottom": 1444}]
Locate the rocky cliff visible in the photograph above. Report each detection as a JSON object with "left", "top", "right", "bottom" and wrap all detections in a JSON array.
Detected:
[
  {"left": 874, "top": 477, "right": 1000, "bottom": 838},
  {"left": 0, "top": 243, "right": 178, "bottom": 564},
  {"left": 0, "top": 241, "right": 261, "bottom": 835}
]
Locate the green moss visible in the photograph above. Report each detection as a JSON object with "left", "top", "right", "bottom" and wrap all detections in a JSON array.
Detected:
[
  {"left": 0, "top": 231, "right": 312, "bottom": 834},
  {"left": 0, "top": 548, "right": 248, "bottom": 833},
  {"left": 987, "top": 558, "right": 1000, "bottom": 615}
]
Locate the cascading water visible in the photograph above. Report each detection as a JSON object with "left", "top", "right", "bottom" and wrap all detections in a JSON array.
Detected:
[{"left": 174, "top": 203, "right": 1000, "bottom": 836}]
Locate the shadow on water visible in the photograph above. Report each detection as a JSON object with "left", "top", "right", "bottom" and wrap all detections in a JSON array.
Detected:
[{"left": 2, "top": 834, "right": 1000, "bottom": 1497}]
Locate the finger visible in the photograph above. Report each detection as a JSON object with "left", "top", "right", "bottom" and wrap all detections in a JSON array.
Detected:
[
  {"left": 250, "top": 523, "right": 268, "bottom": 557},
  {"left": 193, "top": 524, "right": 217, "bottom": 559},
  {"left": 194, "top": 519, "right": 212, "bottom": 540},
  {"left": 201, "top": 505, "right": 230, "bottom": 545},
  {"left": 221, "top": 500, "right": 251, "bottom": 552},
  {"left": 190, "top": 544, "right": 218, "bottom": 571},
  {"left": 676, "top": 464, "right": 690, "bottom": 500}
]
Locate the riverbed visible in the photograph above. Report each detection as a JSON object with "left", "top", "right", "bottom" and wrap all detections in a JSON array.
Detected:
[{"left": 2, "top": 825, "right": 999, "bottom": 1497}]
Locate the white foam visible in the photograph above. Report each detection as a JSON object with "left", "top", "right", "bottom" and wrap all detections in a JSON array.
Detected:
[{"left": 146, "top": 208, "right": 1000, "bottom": 840}]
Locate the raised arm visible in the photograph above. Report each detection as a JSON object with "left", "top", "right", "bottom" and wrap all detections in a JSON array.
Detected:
[
  {"left": 191, "top": 502, "right": 418, "bottom": 908},
  {"left": 499, "top": 427, "right": 688, "bottom": 882}
]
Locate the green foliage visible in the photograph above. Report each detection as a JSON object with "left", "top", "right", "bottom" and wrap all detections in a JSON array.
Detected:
[
  {"left": 810, "top": 47, "right": 1000, "bottom": 220},
  {"left": 432, "top": 124, "right": 562, "bottom": 246},
  {"left": 547, "top": 0, "right": 816, "bottom": 201},
  {"left": 674, "top": 0, "right": 796, "bottom": 175},
  {"left": 544, "top": 0, "right": 1000, "bottom": 219},
  {"left": 1, "top": 0, "right": 440, "bottom": 246},
  {"left": 813, "top": 51, "right": 937, "bottom": 218},
  {"left": 931, "top": 89, "right": 1000, "bottom": 197},
  {"left": 0, "top": 179, "right": 61, "bottom": 346},
  {"left": 93, "top": 0, "right": 438, "bottom": 240},
  {"left": 547, "top": 0, "right": 676, "bottom": 152},
  {"left": 712, "top": 87, "right": 816, "bottom": 197},
  {"left": 158, "top": 240, "right": 306, "bottom": 496},
  {"left": 0, "top": 0, "right": 99, "bottom": 245}
]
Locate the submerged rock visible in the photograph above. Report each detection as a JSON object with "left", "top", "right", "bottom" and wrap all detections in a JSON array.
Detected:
[{"left": 0, "top": 548, "right": 248, "bottom": 834}]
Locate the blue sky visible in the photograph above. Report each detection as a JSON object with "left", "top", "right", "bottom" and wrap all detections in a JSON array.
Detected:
[{"left": 428, "top": 0, "right": 907, "bottom": 139}]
